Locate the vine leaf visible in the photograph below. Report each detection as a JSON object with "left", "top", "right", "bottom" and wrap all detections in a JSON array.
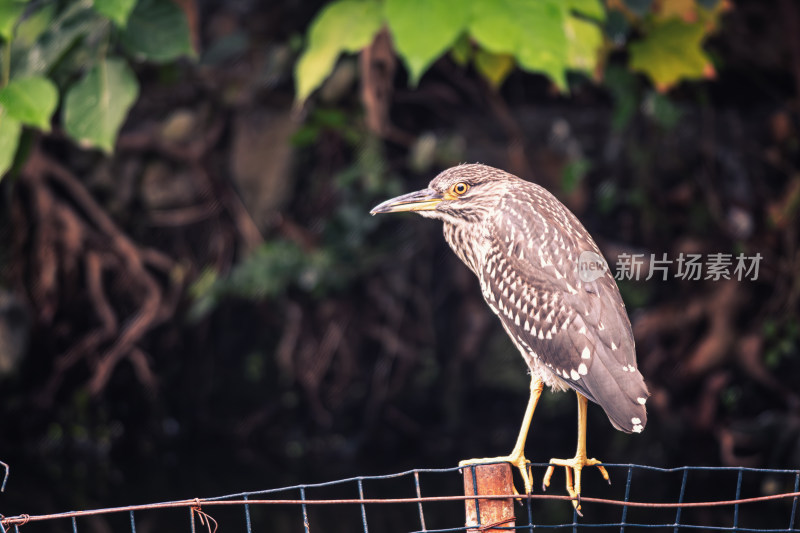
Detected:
[
  {"left": 565, "top": 15, "right": 603, "bottom": 75},
  {"left": 13, "top": 2, "right": 56, "bottom": 48},
  {"left": 629, "top": 18, "right": 714, "bottom": 91},
  {"left": 295, "top": 0, "right": 606, "bottom": 99},
  {"left": 449, "top": 33, "right": 472, "bottom": 66},
  {"left": 566, "top": 0, "right": 605, "bottom": 20},
  {"left": 468, "top": 0, "right": 604, "bottom": 91},
  {"left": 0, "top": 0, "right": 27, "bottom": 41},
  {"left": 0, "top": 109, "right": 21, "bottom": 179},
  {"left": 0, "top": 75, "right": 58, "bottom": 131},
  {"left": 63, "top": 58, "right": 140, "bottom": 153},
  {"left": 93, "top": 0, "right": 137, "bottom": 27},
  {"left": 474, "top": 50, "right": 514, "bottom": 89},
  {"left": 295, "top": 0, "right": 382, "bottom": 102},
  {"left": 11, "top": 1, "right": 98, "bottom": 77},
  {"left": 385, "top": 0, "right": 468, "bottom": 85},
  {"left": 655, "top": 0, "right": 698, "bottom": 22},
  {"left": 120, "top": 0, "right": 194, "bottom": 62}
]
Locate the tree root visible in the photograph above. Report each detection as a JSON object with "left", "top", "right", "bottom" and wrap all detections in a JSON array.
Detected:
[{"left": 14, "top": 146, "right": 178, "bottom": 406}]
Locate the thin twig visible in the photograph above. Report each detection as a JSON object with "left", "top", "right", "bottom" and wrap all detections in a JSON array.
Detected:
[{"left": 0, "top": 460, "right": 8, "bottom": 492}]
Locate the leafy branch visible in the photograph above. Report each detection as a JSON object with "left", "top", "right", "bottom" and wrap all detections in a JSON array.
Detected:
[
  {"left": 295, "top": 0, "right": 727, "bottom": 103},
  {"left": 0, "top": 0, "right": 194, "bottom": 178}
]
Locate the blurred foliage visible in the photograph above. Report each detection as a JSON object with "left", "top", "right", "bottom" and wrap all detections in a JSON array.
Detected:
[
  {"left": 0, "top": 0, "right": 193, "bottom": 176},
  {"left": 294, "top": 0, "right": 382, "bottom": 101},
  {"left": 763, "top": 320, "right": 799, "bottom": 370},
  {"left": 189, "top": 241, "right": 327, "bottom": 318},
  {"left": 296, "top": 0, "right": 606, "bottom": 99},
  {"left": 291, "top": 107, "right": 362, "bottom": 147},
  {"left": 626, "top": 0, "right": 726, "bottom": 90},
  {"left": 296, "top": 0, "right": 724, "bottom": 102},
  {"left": 192, "top": 108, "right": 403, "bottom": 318}
]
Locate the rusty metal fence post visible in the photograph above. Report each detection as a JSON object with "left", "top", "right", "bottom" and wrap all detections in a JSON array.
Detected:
[{"left": 462, "top": 463, "right": 515, "bottom": 532}]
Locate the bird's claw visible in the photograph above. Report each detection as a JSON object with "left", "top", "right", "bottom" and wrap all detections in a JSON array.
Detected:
[
  {"left": 541, "top": 456, "right": 609, "bottom": 515},
  {"left": 459, "top": 454, "right": 533, "bottom": 496}
]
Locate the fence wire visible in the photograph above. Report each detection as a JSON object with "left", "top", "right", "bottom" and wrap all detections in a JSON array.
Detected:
[{"left": 1, "top": 463, "right": 799, "bottom": 533}]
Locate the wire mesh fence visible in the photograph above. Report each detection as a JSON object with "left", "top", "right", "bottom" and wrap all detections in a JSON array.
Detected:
[{"left": 1, "top": 463, "right": 799, "bottom": 533}]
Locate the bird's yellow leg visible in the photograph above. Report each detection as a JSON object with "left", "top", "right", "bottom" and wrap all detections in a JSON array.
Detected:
[
  {"left": 542, "top": 392, "right": 610, "bottom": 514},
  {"left": 459, "top": 376, "right": 544, "bottom": 494}
]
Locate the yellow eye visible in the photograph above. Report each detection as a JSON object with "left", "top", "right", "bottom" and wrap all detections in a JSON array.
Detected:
[{"left": 453, "top": 182, "right": 469, "bottom": 195}]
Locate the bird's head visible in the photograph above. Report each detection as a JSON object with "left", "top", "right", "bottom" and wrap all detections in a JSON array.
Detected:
[{"left": 370, "top": 164, "right": 511, "bottom": 225}]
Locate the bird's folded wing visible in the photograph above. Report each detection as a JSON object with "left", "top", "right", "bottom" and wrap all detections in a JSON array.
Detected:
[{"left": 479, "top": 184, "right": 649, "bottom": 433}]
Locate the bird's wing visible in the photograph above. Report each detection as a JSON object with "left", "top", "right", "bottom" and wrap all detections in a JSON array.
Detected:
[{"left": 479, "top": 183, "right": 649, "bottom": 433}]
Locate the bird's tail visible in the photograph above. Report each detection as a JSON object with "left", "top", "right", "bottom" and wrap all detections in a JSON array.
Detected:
[{"left": 577, "top": 347, "right": 650, "bottom": 434}]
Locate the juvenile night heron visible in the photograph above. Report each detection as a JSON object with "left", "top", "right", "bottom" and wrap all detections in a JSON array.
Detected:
[{"left": 371, "top": 164, "right": 648, "bottom": 512}]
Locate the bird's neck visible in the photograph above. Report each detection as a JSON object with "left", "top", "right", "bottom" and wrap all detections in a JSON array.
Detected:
[{"left": 442, "top": 221, "right": 489, "bottom": 277}]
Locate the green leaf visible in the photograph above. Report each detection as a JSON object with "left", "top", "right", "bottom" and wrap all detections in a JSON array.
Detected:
[
  {"left": 295, "top": 0, "right": 382, "bottom": 102},
  {"left": 474, "top": 49, "right": 514, "bottom": 89},
  {"left": 0, "top": 76, "right": 58, "bottom": 130},
  {"left": 604, "top": 64, "right": 638, "bottom": 131},
  {"left": 450, "top": 33, "right": 472, "bottom": 66},
  {"left": 565, "top": 0, "right": 605, "bottom": 75},
  {"left": 93, "top": 0, "right": 137, "bottom": 27},
  {"left": 385, "top": 0, "right": 468, "bottom": 85},
  {"left": 13, "top": 1, "right": 55, "bottom": 48},
  {"left": 0, "top": 0, "right": 27, "bottom": 41},
  {"left": 0, "top": 108, "right": 21, "bottom": 178},
  {"left": 629, "top": 18, "right": 713, "bottom": 91},
  {"left": 470, "top": 0, "right": 566, "bottom": 89},
  {"left": 655, "top": 0, "right": 696, "bottom": 22},
  {"left": 468, "top": 0, "right": 604, "bottom": 91},
  {"left": 120, "top": 0, "right": 193, "bottom": 63},
  {"left": 63, "top": 58, "right": 139, "bottom": 153},
  {"left": 11, "top": 0, "right": 97, "bottom": 78},
  {"left": 566, "top": 0, "right": 606, "bottom": 21},
  {"left": 565, "top": 16, "right": 602, "bottom": 73}
]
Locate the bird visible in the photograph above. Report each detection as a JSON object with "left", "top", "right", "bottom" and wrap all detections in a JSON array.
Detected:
[{"left": 370, "top": 163, "right": 649, "bottom": 512}]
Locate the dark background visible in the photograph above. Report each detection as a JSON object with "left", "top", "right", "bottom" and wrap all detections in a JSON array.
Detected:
[{"left": 0, "top": 0, "right": 799, "bottom": 531}]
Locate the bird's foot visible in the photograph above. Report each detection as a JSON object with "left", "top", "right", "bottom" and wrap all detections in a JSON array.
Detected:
[
  {"left": 541, "top": 456, "right": 609, "bottom": 515},
  {"left": 459, "top": 452, "right": 533, "bottom": 496}
]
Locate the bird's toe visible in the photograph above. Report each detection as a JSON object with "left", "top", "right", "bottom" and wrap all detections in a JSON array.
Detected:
[{"left": 542, "top": 456, "right": 609, "bottom": 514}]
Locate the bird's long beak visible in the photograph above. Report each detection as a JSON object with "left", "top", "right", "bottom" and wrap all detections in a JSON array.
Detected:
[{"left": 370, "top": 188, "right": 442, "bottom": 215}]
